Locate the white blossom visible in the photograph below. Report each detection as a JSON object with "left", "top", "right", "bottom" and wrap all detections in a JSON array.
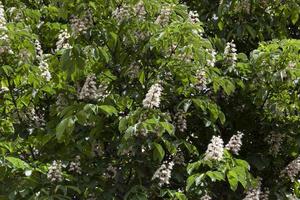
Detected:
[
  {"left": 260, "top": 188, "right": 270, "bottom": 200},
  {"left": 152, "top": 161, "right": 174, "bottom": 186},
  {"left": 206, "top": 49, "right": 217, "bottom": 67},
  {"left": 142, "top": 83, "right": 163, "bottom": 108},
  {"left": 188, "top": 10, "right": 200, "bottom": 24},
  {"left": 264, "top": 132, "right": 284, "bottom": 157},
  {"left": 104, "top": 164, "right": 117, "bottom": 178},
  {"left": 112, "top": 5, "right": 130, "bottom": 23},
  {"left": 195, "top": 69, "right": 208, "bottom": 91},
  {"left": 155, "top": 7, "right": 172, "bottom": 26},
  {"left": 204, "top": 135, "right": 224, "bottom": 161},
  {"left": 79, "top": 74, "right": 98, "bottom": 100},
  {"left": 175, "top": 111, "right": 187, "bottom": 133},
  {"left": 39, "top": 60, "right": 52, "bottom": 81},
  {"left": 200, "top": 194, "right": 212, "bottom": 200},
  {"left": 280, "top": 156, "right": 300, "bottom": 182},
  {"left": 35, "top": 39, "right": 43, "bottom": 61},
  {"left": 174, "top": 151, "right": 185, "bottom": 165},
  {"left": 69, "top": 155, "right": 82, "bottom": 174},
  {"left": 79, "top": 74, "right": 109, "bottom": 101},
  {"left": 56, "top": 29, "right": 72, "bottom": 52},
  {"left": 70, "top": 13, "right": 92, "bottom": 35},
  {"left": 134, "top": 1, "right": 147, "bottom": 20},
  {"left": 47, "top": 160, "right": 63, "bottom": 182},
  {"left": 225, "top": 131, "right": 244, "bottom": 155},
  {"left": 243, "top": 178, "right": 261, "bottom": 200},
  {"left": 224, "top": 40, "right": 237, "bottom": 68},
  {"left": 0, "top": 2, "right": 12, "bottom": 55}
]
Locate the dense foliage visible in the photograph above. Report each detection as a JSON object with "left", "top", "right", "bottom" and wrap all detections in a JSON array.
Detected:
[{"left": 0, "top": 0, "right": 299, "bottom": 199}]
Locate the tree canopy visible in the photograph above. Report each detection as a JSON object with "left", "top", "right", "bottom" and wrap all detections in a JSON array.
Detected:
[{"left": 0, "top": 0, "right": 299, "bottom": 199}]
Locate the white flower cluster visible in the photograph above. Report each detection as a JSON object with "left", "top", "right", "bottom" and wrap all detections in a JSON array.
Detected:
[
  {"left": 35, "top": 39, "right": 43, "bottom": 61},
  {"left": 175, "top": 111, "right": 187, "bottom": 133},
  {"left": 134, "top": 1, "right": 147, "bottom": 20},
  {"left": 35, "top": 39, "right": 52, "bottom": 81},
  {"left": 104, "top": 164, "right": 117, "bottom": 179},
  {"left": 177, "top": 49, "right": 193, "bottom": 63},
  {"left": 39, "top": 60, "right": 52, "bottom": 82},
  {"left": 69, "top": 155, "right": 82, "bottom": 174},
  {"left": 152, "top": 160, "right": 174, "bottom": 186},
  {"left": 0, "top": 2, "right": 12, "bottom": 55},
  {"left": 25, "top": 107, "right": 45, "bottom": 127},
  {"left": 47, "top": 160, "right": 63, "bottom": 182},
  {"left": 206, "top": 49, "right": 217, "bottom": 67},
  {"left": 112, "top": 5, "right": 130, "bottom": 23},
  {"left": 79, "top": 74, "right": 109, "bottom": 101},
  {"left": 142, "top": 83, "right": 163, "bottom": 109},
  {"left": 195, "top": 69, "right": 208, "bottom": 91},
  {"left": 56, "top": 93, "right": 67, "bottom": 112},
  {"left": 200, "top": 194, "right": 212, "bottom": 200},
  {"left": 280, "top": 156, "right": 300, "bottom": 182},
  {"left": 155, "top": 6, "right": 172, "bottom": 26},
  {"left": 79, "top": 74, "right": 97, "bottom": 100},
  {"left": 56, "top": 29, "right": 72, "bottom": 52},
  {"left": 264, "top": 132, "right": 284, "bottom": 157},
  {"left": 174, "top": 151, "right": 185, "bottom": 165},
  {"left": 204, "top": 135, "right": 224, "bottom": 161},
  {"left": 243, "top": 178, "right": 262, "bottom": 200},
  {"left": 70, "top": 13, "right": 93, "bottom": 35},
  {"left": 188, "top": 11, "right": 200, "bottom": 24},
  {"left": 260, "top": 188, "right": 270, "bottom": 200},
  {"left": 224, "top": 40, "right": 237, "bottom": 68},
  {"left": 225, "top": 131, "right": 244, "bottom": 155}
]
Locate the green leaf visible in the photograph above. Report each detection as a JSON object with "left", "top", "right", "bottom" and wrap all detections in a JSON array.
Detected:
[
  {"left": 6, "top": 157, "right": 30, "bottom": 170},
  {"left": 139, "top": 70, "right": 145, "bottom": 86},
  {"left": 160, "top": 122, "right": 175, "bottom": 135},
  {"left": 206, "top": 171, "right": 225, "bottom": 182},
  {"left": 119, "top": 117, "right": 128, "bottom": 132},
  {"left": 245, "top": 25, "right": 256, "bottom": 39},
  {"left": 99, "top": 105, "right": 118, "bottom": 116},
  {"left": 227, "top": 170, "right": 239, "bottom": 191},
  {"left": 184, "top": 142, "right": 199, "bottom": 156},
  {"left": 153, "top": 142, "right": 165, "bottom": 162},
  {"left": 291, "top": 12, "right": 299, "bottom": 25},
  {"left": 56, "top": 117, "right": 76, "bottom": 143}
]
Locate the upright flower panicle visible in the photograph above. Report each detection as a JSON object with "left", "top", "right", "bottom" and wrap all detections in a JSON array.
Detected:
[
  {"left": 79, "top": 74, "right": 109, "bottom": 101},
  {"left": 264, "top": 132, "right": 284, "bottom": 157},
  {"left": 134, "top": 1, "right": 147, "bottom": 20},
  {"left": 112, "top": 5, "right": 130, "bottom": 23},
  {"left": 56, "top": 29, "right": 72, "bottom": 52},
  {"left": 175, "top": 111, "right": 187, "bottom": 133},
  {"left": 47, "top": 160, "right": 63, "bottom": 182},
  {"left": 0, "top": 2, "right": 12, "bottom": 55},
  {"left": 260, "top": 188, "right": 270, "bottom": 200},
  {"left": 35, "top": 39, "right": 43, "bottom": 60},
  {"left": 142, "top": 83, "right": 163, "bottom": 108},
  {"left": 39, "top": 60, "right": 52, "bottom": 81},
  {"left": 206, "top": 49, "right": 217, "bottom": 67},
  {"left": 200, "top": 194, "right": 212, "bottom": 200},
  {"left": 155, "top": 6, "right": 172, "bottom": 26},
  {"left": 195, "top": 69, "right": 208, "bottom": 91},
  {"left": 152, "top": 160, "right": 174, "bottom": 186},
  {"left": 280, "top": 156, "right": 300, "bottom": 182},
  {"left": 204, "top": 135, "right": 224, "bottom": 161},
  {"left": 225, "top": 131, "right": 244, "bottom": 155},
  {"left": 79, "top": 74, "right": 98, "bottom": 100},
  {"left": 188, "top": 10, "right": 200, "bottom": 24},
  {"left": 69, "top": 155, "right": 82, "bottom": 174},
  {"left": 243, "top": 178, "right": 261, "bottom": 200},
  {"left": 224, "top": 40, "right": 237, "bottom": 68},
  {"left": 70, "top": 13, "right": 93, "bottom": 35}
]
